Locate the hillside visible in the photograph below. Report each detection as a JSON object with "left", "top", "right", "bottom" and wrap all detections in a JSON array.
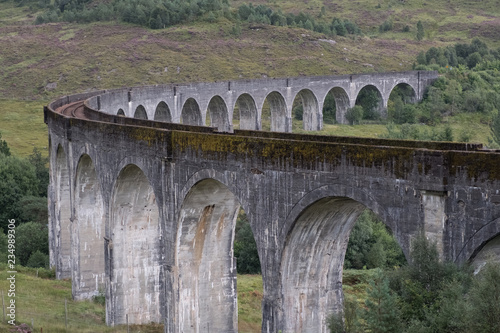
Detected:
[{"left": 0, "top": 0, "right": 499, "bottom": 154}]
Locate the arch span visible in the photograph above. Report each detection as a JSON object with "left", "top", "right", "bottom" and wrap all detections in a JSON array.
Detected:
[
  {"left": 281, "top": 197, "right": 365, "bottom": 333},
  {"left": 264, "top": 92, "right": 288, "bottom": 132},
  {"left": 207, "top": 96, "right": 231, "bottom": 132},
  {"left": 326, "top": 87, "right": 349, "bottom": 125},
  {"left": 293, "top": 89, "right": 320, "bottom": 131},
  {"left": 134, "top": 105, "right": 148, "bottom": 119},
  {"left": 74, "top": 154, "right": 105, "bottom": 300},
  {"left": 109, "top": 164, "right": 161, "bottom": 325},
  {"left": 234, "top": 93, "right": 259, "bottom": 130},
  {"left": 355, "top": 85, "right": 385, "bottom": 120},
  {"left": 54, "top": 145, "right": 71, "bottom": 279},
  {"left": 176, "top": 178, "right": 240, "bottom": 332},
  {"left": 181, "top": 98, "right": 202, "bottom": 126},
  {"left": 154, "top": 101, "right": 172, "bottom": 122}
]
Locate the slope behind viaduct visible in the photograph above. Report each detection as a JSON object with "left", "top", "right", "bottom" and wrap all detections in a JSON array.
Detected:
[{"left": 45, "top": 71, "right": 500, "bottom": 333}]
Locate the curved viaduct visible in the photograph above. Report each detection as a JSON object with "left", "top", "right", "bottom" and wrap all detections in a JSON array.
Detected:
[{"left": 46, "top": 71, "right": 500, "bottom": 333}]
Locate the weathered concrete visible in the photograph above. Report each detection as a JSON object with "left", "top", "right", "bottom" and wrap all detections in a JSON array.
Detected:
[{"left": 46, "top": 72, "right": 500, "bottom": 333}]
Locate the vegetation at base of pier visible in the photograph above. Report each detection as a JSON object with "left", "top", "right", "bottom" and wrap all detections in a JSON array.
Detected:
[{"left": 329, "top": 235, "right": 500, "bottom": 333}]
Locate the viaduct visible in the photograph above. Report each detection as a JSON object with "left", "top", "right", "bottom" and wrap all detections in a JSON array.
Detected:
[{"left": 45, "top": 71, "right": 500, "bottom": 333}]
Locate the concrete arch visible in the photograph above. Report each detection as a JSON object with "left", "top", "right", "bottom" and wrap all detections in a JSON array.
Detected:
[
  {"left": 134, "top": 105, "right": 148, "bottom": 119},
  {"left": 263, "top": 91, "right": 288, "bottom": 132},
  {"left": 458, "top": 216, "right": 500, "bottom": 264},
  {"left": 176, "top": 178, "right": 241, "bottom": 332},
  {"left": 109, "top": 164, "right": 161, "bottom": 325},
  {"left": 470, "top": 229, "right": 500, "bottom": 272},
  {"left": 181, "top": 98, "right": 202, "bottom": 126},
  {"left": 326, "top": 87, "right": 350, "bottom": 125},
  {"left": 54, "top": 144, "right": 71, "bottom": 279},
  {"left": 117, "top": 109, "right": 125, "bottom": 116},
  {"left": 234, "top": 93, "right": 259, "bottom": 130},
  {"left": 207, "top": 95, "right": 231, "bottom": 132},
  {"left": 388, "top": 82, "right": 418, "bottom": 104},
  {"left": 281, "top": 197, "right": 365, "bottom": 333},
  {"left": 154, "top": 101, "right": 172, "bottom": 122},
  {"left": 355, "top": 85, "right": 385, "bottom": 119},
  {"left": 74, "top": 154, "right": 105, "bottom": 300},
  {"left": 293, "top": 89, "right": 321, "bottom": 131}
]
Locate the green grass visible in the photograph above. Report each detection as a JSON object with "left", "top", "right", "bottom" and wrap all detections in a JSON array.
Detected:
[{"left": 0, "top": 99, "right": 48, "bottom": 157}]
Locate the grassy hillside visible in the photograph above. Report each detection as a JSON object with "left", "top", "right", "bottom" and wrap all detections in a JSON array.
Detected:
[{"left": 0, "top": 0, "right": 499, "bottom": 154}]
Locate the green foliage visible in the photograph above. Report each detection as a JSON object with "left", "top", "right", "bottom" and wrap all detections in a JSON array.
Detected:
[
  {"left": 490, "top": 110, "right": 500, "bottom": 147},
  {"left": 323, "top": 92, "right": 337, "bottom": 124},
  {"left": 466, "top": 262, "right": 500, "bottom": 333},
  {"left": 362, "top": 268, "right": 402, "bottom": 333},
  {"left": 344, "top": 210, "right": 406, "bottom": 269},
  {"left": 15, "top": 222, "right": 49, "bottom": 266},
  {"left": 346, "top": 105, "right": 364, "bottom": 125},
  {"left": 26, "top": 249, "right": 50, "bottom": 269},
  {"left": 234, "top": 210, "right": 260, "bottom": 274},
  {"left": 379, "top": 18, "right": 393, "bottom": 33},
  {"left": 0, "top": 152, "right": 39, "bottom": 231},
  {"left": 0, "top": 132, "right": 10, "bottom": 156},
  {"left": 356, "top": 88, "right": 380, "bottom": 120},
  {"left": 416, "top": 20, "right": 424, "bottom": 41}
]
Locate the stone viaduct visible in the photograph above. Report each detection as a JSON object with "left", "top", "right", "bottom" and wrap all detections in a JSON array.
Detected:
[{"left": 45, "top": 71, "right": 500, "bottom": 333}]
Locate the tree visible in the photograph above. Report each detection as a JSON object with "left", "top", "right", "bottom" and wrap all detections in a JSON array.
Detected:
[
  {"left": 416, "top": 21, "right": 424, "bottom": 41},
  {"left": 362, "top": 269, "right": 402, "bottom": 333},
  {"left": 234, "top": 210, "right": 260, "bottom": 274},
  {"left": 490, "top": 110, "right": 500, "bottom": 147},
  {"left": 15, "top": 222, "right": 49, "bottom": 266},
  {"left": 345, "top": 106, "right": 363, "bottom": 125},
  {"left": 466, "top": 262, "right": 500, "bottom": 333},
  {"left": 0, "top": 132, "right": 10, "bottom": 156},
  {"left": 28, "top": 147, "right": 49, "bottom": 197}
]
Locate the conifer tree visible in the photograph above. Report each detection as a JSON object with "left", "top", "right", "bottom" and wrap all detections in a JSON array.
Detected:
[
  {"left": 362, "top": 269, "right": 402, "bottom": 333},
  {"left": 416, "top": 21, "right": 424, "bottom": 41}
]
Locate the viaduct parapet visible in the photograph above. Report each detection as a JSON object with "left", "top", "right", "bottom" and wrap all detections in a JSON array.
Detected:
[{"left": 45, "top": 72, "right": 500, "bottom": 333}]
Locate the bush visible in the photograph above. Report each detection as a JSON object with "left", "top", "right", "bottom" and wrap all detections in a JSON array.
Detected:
[
  {"left": 345, "top": 106, "right": 363, "bottom": 125},
  {"left": 26, "top": 250, "right": 50, "bottom": 269},
  {"left": 15, "top": 222, "right": 49, "bottom": 266}
]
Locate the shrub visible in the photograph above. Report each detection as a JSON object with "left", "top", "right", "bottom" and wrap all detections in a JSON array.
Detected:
[{"left": 345, "top": 106, "right": 364, "bottom": 125}]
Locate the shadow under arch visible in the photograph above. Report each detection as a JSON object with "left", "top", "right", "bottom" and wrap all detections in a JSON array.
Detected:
[
  {"left": 325, "top": 87, "right": 349, "bottom": 125},
  {"left": 458, "top": 216, "right": 500, "bottom": 265},
  {"left": 134, "top": 105, "right": 148, "bottom": 119},
  {"left": 207, "top": 95, "right": 231, "bottom": 132},
  {"left": 263, "top": 91, "right": 288, "bottom": 132},
  {"left": 154, "top": 101, "right": 172, "bottom": 122},
  {"left": 181, "top": 98, "right": 202, "bottom": 126},
  {"left": 280, "top": 186, "right": 404, "bottom": 333},
  {"left": 292, "top": 89, "right": 320, "bottom": 131},
  {"left": 54, "top": 144, "right": 71, "bottom": 279},
  {"left": 389, "top": 82, "right": 417, "bottom": 104},
  {"left": 117, "top": 108, "right": 125, "bottom": 116},
  {"left": 355, "top": 85, "right": 385, "bottom": 120},
  {"left": 176, "top": 178, "right": 242, "bottom": 332},
  {"left": 234, "top": 93, "right": 259, "bottom": 130},
  {"left": 74, "top": 154, "right": 105, "bottom": 300},
  {"left": 109, "top": 164, "right": 161, "bottom": 325}
]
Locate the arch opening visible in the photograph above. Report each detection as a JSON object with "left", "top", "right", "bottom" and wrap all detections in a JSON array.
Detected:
[
  {"left": 181, "top": 98, "right": 202, "bottom": 126},
  {"left": 134, "top": 105, "right": 148, "bottom": 119},
  {"left": 176, "top": 179, "right": 243, "bottom": 332},
  {"left": 54, "top": 145, "right": 71, "bottom": 279},
  {"left": 110, "top": 164, "right": 161, "bottom": 325},
  {"left": 387, "top": 83, "right": 418, "bottom": 124},
  {"left": 154, "top": 101, "right": 172, "bottom": 122},
  {"left": 291, "top": 89, "right": 320, "bottom": 132},
  {"left": 470, "top": 232, "right": 500, "bottom": 273},
  {"left": 233, "top": 93, "right": 259, "bottom": 130},
  {"left": 207, "top": 96, "right": 231, "bottom": 132},
  {"left": 263, "top": 92, "right": 288, "bottom": 132},
  {"left": 281, "top": 198, "right": 405, "bottom": 333},
  {"left": 74, "top": 154, "right": 105, "bottom": 300},
  {"left": 355, "top": 85, "right": 384, "bottom": 121},
  {"left": 326, "top": 87, "right": 349, "bottom": 125},
  {"left": 117, "top": 109, "right": 125, "bottom": 116}
]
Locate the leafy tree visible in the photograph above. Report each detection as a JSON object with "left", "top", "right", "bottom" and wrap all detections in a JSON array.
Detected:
[
  {"left": 416, "top": 20, "right": 424, "bottom": 41},
  {"left": 26, "top": 250, "right": 50, "bottom": 269},
  {"left": 356, "top": 89, "right": 380, "bottom": 120},
  {"left": 345, "top": 106, "right": 363, "bottom": 125},
  {"left": 362, "top": 268, "right": 402, "bottom": 333},
  {"left": 0, "top": 154, "right": 39, "bottom": 232},
  {"left": 323, "top": 93, "right": 337, "bottom": 124},
  {"left": 234, "top": 210, "right": 260, "bottom": 274},
  {"left": 0, "top": 132, "right": 10, "bottom": 156},
  {"left": 466, "top": 262, "right": 500, "bottom": 333},
  {"left": 28, "top": 147, "right": 49, "bottom": 197},
  {"left": 15, "top": 222, "right": 49, "bottom": 266}
]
